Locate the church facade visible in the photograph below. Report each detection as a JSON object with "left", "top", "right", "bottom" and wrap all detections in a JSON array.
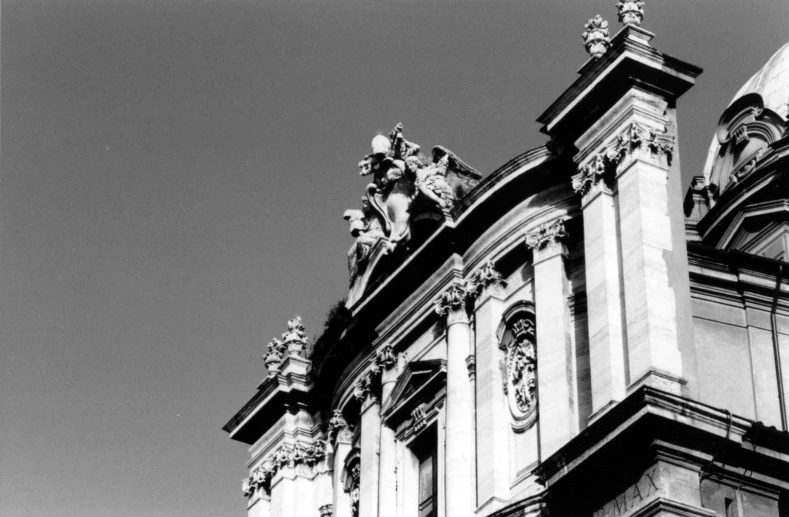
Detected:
[{"left": 223, "top": 4, "right": 789, "bottom": 517}]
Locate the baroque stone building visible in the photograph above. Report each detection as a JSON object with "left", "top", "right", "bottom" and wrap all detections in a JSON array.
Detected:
[{"left": 224, "top": 5, "right": 789, "bottom": 517}]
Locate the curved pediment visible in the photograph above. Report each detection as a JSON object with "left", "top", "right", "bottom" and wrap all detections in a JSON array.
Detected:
[{"left": 706, "top": 93, "right": 786, "bottom": 197}]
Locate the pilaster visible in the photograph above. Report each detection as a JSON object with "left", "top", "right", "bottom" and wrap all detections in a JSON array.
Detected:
[
  {"left": 469, "top": 262, "right": 510, "bottom": 511},
  {"left": 526, "top": 219, "right": 579, "bottom": 459},
  {"left": 377, "top": 347, "right": 398, "bottom": 517},
  {"left": 357, "top": 393, "right": 381, "bottom": 517},
  {"left": 435, "top": 282, "right": 476, "bottom": 517}
]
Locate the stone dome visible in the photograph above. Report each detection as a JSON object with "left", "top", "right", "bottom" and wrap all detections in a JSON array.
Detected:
[
  {"left": 703, "top": 42, "right": 789, "bottom": 186},
  {"left": 730, "top": 41, "right": 789, "bottom": 117}
]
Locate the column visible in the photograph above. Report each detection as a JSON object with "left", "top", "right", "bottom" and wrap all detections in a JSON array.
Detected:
[
  {"left": 359, "top": 390, "right": 381, "bottom": 517},
  {"left": 435, "top": 282, "right": 475, "bottom": 517},
  {"left": 469, "top": 262, "right": 510, "bottom": 510},
  {"left": 526, "top": 219, "right": 578, "bottom": 459},
  {"left": 572, "top": 165, "right": 627, "bottom": 418},
  {"left": 378, "top": 347, "right": 398, "bottom": 517}
]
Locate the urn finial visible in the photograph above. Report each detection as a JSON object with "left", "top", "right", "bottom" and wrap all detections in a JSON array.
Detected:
[
  {"left": 616, "top": 0, "right": 645, "bottom": 27},
  {"left": 582, "top": 15, "right": 611, "bottom": 59}
]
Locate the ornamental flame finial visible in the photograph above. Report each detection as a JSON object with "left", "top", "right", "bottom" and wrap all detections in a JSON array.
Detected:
[
  {"left": 616, "top": 0, "right": 644, "bottom": 27},
  {"left": 582, "top": 15, "right": 611, "bottom": 59}
]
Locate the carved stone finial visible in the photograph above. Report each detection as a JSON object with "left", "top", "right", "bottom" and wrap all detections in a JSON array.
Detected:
[
  {"left": 262, "top": 317, "right": 311, "bottom": 372},
  {"left": 434, "top": 283, "right": 471, "bottom": 316},
  {"left": 616, "top": 0, "right": 644, "bottom": 27},
  {"left": 525, "top": 219, "right": 569, "bottom": 263},
  {"left": 582, "top": 15, "right": 611, "bottom": 59}
]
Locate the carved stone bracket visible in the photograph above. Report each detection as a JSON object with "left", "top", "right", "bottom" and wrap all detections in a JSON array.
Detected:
[
  {"left": 411, "top": 404, "right": 429, "bottom": 434},
  {"left": 573, "top": 122, "right": 674, "bottom": 197},
  {"left": 263, "top": 316, "right": 310, "bottom": 373},
  {"left": 243, "top": 440, "right": 328, "bottom": 498},
  {"left": 525, "top": 219, "right": 569, "bottom": 263},
  {"left": 616, "top": 0, "right": 645, "bottom": 27},
  {"left": 582, "top": 15, "right": 611, "bottom": 59},
  {"left": 327, "top": 409, "right": 354, "bottom": 444}
]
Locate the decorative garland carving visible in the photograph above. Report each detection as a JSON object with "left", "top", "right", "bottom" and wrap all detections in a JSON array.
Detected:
[
  {"left": 347, "top": 463, "right": 361, "bottom": 517},
  {"left": 582, "top": 15, "right": 611, "bottom": 59},
  {"left": 263, "top": 316, "right": 310, "bottom": 372},
  {"left": 572, "top": 122, "right": 674, "bottom": 196},
  {"left": 616, "top": 0, "right": 645, "bottom": 27},
  {"left": 243, "top": 440, "right": 328, "bottom": 498}
]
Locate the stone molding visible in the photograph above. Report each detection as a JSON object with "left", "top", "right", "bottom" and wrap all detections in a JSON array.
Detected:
[
  {"left": 263, "top": 316, "right": 310, "bottom": 373},
  {"left": 582, "top": 15, "right": 611, "bottom": 59},
  {"left": 525, "top": 219, "right": 569, "bottom": 263},
  {"left": 572, "top": 122, "right": 674, "bottom": 198},
  {"left": 465, "top": 354, "right": 476, "bottom": 381},
  {"left": 243, "top": 440, "right": 328, "bottom": 498}
]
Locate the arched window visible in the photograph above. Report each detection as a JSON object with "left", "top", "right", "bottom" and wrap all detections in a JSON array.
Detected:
[{"left": 497, "top": 302, "right": 538, "bottom": 432}]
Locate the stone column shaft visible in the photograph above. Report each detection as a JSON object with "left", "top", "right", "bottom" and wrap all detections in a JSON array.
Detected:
[
  {"left": 617, "top": 155, "right": 684, "bottom": 390},
  {"left": 528, "top": 223, "right": 578, "bottom": 459},
  {"left": 473, "top": 284, "right": 510, "bottom": 508},
  {"left": 333, "top": 440, "right": 352, "bottom": 517},
  {"left": 581, "top": 187, "right": 627, "bottom": 416},
  {"left": 360, "top": 397, "right": 381, "bottom": 517},
  {"left": 379, "top": 367, "right": 398, "bottom": 517},
  {"left": 434, "top": 282, "right": 476, "bottom": 517}
]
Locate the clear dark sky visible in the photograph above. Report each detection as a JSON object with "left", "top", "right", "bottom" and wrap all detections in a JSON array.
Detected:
[{"left": 2, "top": 1, "right": 787, "bottom": 516}]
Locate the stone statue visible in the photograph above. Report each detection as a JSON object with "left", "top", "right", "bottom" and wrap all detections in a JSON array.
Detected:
[{"left": 344, "top": 123, "right": 481, "bottom": 287}]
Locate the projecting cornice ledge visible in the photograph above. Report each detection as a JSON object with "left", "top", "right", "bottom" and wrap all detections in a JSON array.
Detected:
[
  {"left": 534, "top": 387, "right": 789, "bottom": 490},
  {"left": 537, "top": 25, "right": 702, "bottom": 141}
]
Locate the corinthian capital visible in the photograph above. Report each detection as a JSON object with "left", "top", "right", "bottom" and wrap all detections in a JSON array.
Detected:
[
  {"left": 467, "top": 260, "right": 506, "bottom": 298},
  {"left": 434, "top": 283, "right": 471, "bottom": 322},
  {"left": 525, "top": 219, "right": 569, "bottom": 263}
]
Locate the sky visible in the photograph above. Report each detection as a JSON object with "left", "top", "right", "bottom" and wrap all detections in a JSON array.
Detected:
[{"left": 2, "top": 1, "right": 788, "bottom": 516}]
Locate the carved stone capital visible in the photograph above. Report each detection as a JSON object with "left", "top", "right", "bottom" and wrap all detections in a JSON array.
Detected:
[
  {"left": 243, "top": 440, "right": 328, "bottom": 498},
  {"left": 574, "top": 122, "right": 673, "bottom": 199},
  {"left": 328, "top": 409, "right": 354, "bottom": 444},
  {"left": 582, "top": 15, "right": 611, "bottom": 59},
  {"left": 352, "top": 373, "right": 374, "bottom": 404},
  {"left": 525, "top": 219, "right": 569, "bottom": 263},
  {"left": 373, "top": 345, "right": 396, "bottom": 372},
  {"left": 434, "top": 283, "right": 471, "bottom": 322},
  {"left": 467, "top": 260, "right": 506, "bottom": 300}
]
